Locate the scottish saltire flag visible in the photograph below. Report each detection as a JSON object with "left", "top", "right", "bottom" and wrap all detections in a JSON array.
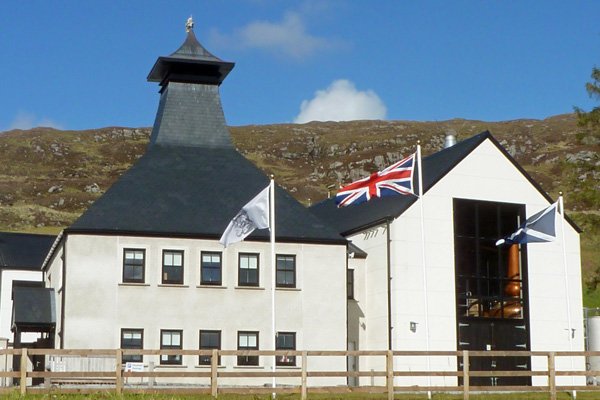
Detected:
[
  {"left": 220, "top": 185, "right": 270, "bottom": 247},
  {"left": 335, "top": 154, "right": 416, "bottom": 207},
  {"left": 496, "top": 201, "right": 558, "bottom": 246}
]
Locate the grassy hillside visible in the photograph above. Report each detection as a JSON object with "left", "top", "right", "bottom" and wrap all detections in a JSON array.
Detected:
[{"left": 0, "top": 115, "right": 598, "bottom": 304}]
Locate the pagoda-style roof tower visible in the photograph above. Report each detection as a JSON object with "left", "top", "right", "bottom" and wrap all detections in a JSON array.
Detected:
[
  {"left": 68, "top": 18, "right": 344, "bottom": 245},
  {"left": 147, "top": 17, "right": 235, "bottom": 148}
]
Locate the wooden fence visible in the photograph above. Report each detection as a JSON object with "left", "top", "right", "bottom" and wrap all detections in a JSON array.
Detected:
[{"left": 0, "top": 348, "right": 599, "bottom": 399}]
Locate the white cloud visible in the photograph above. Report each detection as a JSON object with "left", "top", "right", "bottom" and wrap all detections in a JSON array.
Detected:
[
  {"left": 210, "top": 12, "right": 340, "bottom": 60},
  {"left": 6, "top": 111, "right": 63, "bottom": 131},
  {"left": 294, "top": 79, "right": 387, "bottom": 123}
]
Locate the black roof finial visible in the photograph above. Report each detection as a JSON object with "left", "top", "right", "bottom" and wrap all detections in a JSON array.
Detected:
[{"left": 186, "top": 16, "right": 194, "bottom": 33}]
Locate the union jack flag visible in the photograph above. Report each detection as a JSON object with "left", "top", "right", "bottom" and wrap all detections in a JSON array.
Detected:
[{"left": 335, "top": 153, "right": 416, "bottom": 207}]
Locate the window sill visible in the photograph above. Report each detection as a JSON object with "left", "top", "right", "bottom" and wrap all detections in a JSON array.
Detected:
[
  {"left": 233, "top": 365, "right": 262, "bottom": 369},
  {"left": 158, "top": 284, "right": 189, "bottom": 288},
  {"left": 156, "top": 364, "right": 186, "bottom": 368},
  {"left": 195, "top": 365, "right": 226, "bottom": 369},
  {"left": 197, "top": 285, "right": 227, "bottom": 289},
  {"left": 275, "top": 365, "right": 300, "bottom": 369},
  {"left": 276, "top": 287, "right": 300, "bottom": 292},
  {"left": 234, "top": 286, "right": 264, "bottom": 290},
  {"left": 119, "top": 282, "right": 150, "bottom": 287}
]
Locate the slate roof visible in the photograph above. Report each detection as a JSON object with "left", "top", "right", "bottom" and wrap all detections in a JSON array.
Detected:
[
  {"left": 68, "top": 145, "right": 345, "bottom": 244},
  {"left": 0, "top": 232, "right": 56, "bottom": 270},
  {"left": 310, "top": 131, "right": 581, "bottom": 236},
  {"left": 12, "top": 285, "right": 55, "bottom": 330}
]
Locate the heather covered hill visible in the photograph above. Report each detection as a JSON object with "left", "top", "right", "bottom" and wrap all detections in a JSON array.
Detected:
[{"left": 0, "top": 115, "right": 598, "bottom": 303}]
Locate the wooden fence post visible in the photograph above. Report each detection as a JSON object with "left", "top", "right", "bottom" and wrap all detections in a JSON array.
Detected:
[
  {"left": 548, "top": 352, "right": 556, "bottom": 400},
  {"left": 462, "top": 350, "right": 469, "bottom": 400},
  {"left": 20, "top": 348, "right": 27, "bottom": 396},
  {"left": 301, "top": 351, "right": 308, "bottom": 400},
  {"left": 115, "top": 349, "right": 123, "bottom": 394},
  {"left": 386, "top": 350, "right": 394, "bottom": 400},
  {"left": 211, "top": 349, "right": 218, "bottom": 398}
]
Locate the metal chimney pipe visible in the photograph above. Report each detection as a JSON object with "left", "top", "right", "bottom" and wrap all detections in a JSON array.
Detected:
[{"left": 444, "top": 134, "right": 457, "bottom": 148}]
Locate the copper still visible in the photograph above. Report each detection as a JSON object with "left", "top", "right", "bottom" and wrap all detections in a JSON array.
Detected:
[{"left": 488, "top": 244, "right": 522, "bottom": 318}]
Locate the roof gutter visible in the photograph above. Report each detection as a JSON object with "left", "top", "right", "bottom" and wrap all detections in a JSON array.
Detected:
[{"left": 41, "top": 230, "right": 64, "bottom": 272}]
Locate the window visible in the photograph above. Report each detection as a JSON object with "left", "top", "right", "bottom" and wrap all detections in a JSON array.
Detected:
[
  {"left": 160, "top": 330, "right": 182, "bottom": 365},
  {"left": 201, "top": 252, "right": 222, "bottom": 285},
  {"left": 162, "top": 250, "right": 184, "bottom": 284},
  {"left": 276, "top": 255, "right": 296, "bottom": 288},
  {"left": 237, "top": 331, "right": 259, "bottom": 366},
  {"left": 453, "top": 199, "right": 527, "bottom": 320},
  {"left": 238, "top": 253, "right": 259, "bottom": 287},
  {"left": 347, "top": 269, "right": 354, "bottom": 300},
  {"left": 276, "top": 332, "right": 296, "bottom": 366},
  {"left": 123, "top": 249, "right": 145, "bottom": 283},
  {"left": 121, "top": 329, "right": 143, "bottom": 363},
  {"left": 199, "top": 330, "right": 221, "bottom": 365}
]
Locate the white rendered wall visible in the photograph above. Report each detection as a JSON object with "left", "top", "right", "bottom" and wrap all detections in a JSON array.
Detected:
[
  {"left": 351, "top": 138, "right": 584, "bottom": 387},
  {"left": 56, "top": 234, "right": 347, "bottom": 386},
  {"left": 0, "top": 269, "right": 43, "bottom": 343}
]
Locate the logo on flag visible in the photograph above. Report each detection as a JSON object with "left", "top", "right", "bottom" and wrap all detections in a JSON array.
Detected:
[
  {"left": 496, "top": 201, "right": 558, "bottom": 246},
  {"left": 335, "top": 154, "right": 416, "bottom": 207},
  {"left": 220, "top": 185, "right": 270, "bottom": 247}
]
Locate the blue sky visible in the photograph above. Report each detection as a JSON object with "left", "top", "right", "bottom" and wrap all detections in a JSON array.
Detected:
[{"left": 1, "top": 1, "right": 599, "bottom": 131}]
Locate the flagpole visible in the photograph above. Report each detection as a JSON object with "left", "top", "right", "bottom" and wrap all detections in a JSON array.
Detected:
[
  {"left": 417, "top": 142, "right": 432, "bottom": 399},
  {"left": 559, "top": 193, "right": 576, "bottom": 397},
  {"left": 270, "top": 176, "right": 276, "bottom": 398}
]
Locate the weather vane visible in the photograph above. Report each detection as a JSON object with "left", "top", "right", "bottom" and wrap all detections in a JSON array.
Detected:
[{"left": 186, "top": 16, "right": 194, "bottom": 32}]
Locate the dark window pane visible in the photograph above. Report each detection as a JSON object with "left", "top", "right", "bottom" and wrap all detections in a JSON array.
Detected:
[
  {"left": 276, "top": 255, "right": 296, "bottom": 288},
  {"left": 163, "top": 251, "right": 184, "bottom": 284},
  {"left": 276, "top": 332, "right": 296, "bottom": 366},
  {"left": 239, "top": 254, "right": 259, "bottom": 286},
  {"left": 199, "top": 330, "right": 221, "bottom": 365},
  {"left": 123, "top": 249, "right": 145, "bottom": 283},
  {"left": 160, "top": 330, "right": 182, "bottom": 365},
  {"left": 121, "top": 329, "right": 143, "bottom": 363},
  {"left": 347, "top": 269, "right": 354, "bottom": 300},
  {"left": 201, "top": 252, "right": 222, "bottom": 285}
]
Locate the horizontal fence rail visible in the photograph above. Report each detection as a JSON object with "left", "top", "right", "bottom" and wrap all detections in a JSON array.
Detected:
[{"left": 0, "top": 349, "right": 599, "bottom": 399}]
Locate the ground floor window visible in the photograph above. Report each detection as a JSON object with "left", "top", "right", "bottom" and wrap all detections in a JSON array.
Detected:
[
  {"left": 276, "top": 332, "right": 296, "bottom": 366},
  {"left": 160, "top": 329, "right": 182, "bottom": 365},
  {"left": 237, "top": 331, "right": 259, "bottom": 366},
  {"left": 121, "top": 329, "right": 143, "bottom": 363},
  {"left": 199, "top": 330, "right": 221, "bottom": 365}
]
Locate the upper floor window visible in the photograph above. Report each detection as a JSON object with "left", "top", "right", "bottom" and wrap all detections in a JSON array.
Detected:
[
  {"left": 201, "top": 252, "right": 222, "bottom": 285},
  {"left": 160, "top": 329, "right": 182, "bottom": 365},
  {"left": 121, "top": 328, "right": 143, "bottom": 363},
  {"left": 199, "top": 330, "right": 221, "bottom": 365},
  {"left": 276, "top": 255, "right": 296, "bottom": 288},
  {"left": 276, "top": 332, "right": 296, "bottom": 366},
  {"left": 239, "top": 253, "right": 259, "bottom": 287},
  {"left": 162, "top": 250, "right": 184, "bottom": 284},
  {"left": 237, "top": 331, "right": 259, "bottom": 366},
  {"left": 123, "top": 249, "right": 145, "bottom": 283}
]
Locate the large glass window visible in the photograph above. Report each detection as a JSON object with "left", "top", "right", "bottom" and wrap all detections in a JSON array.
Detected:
[
  {"left": 453, "top": 199, "right": 526, "bottom": 320},
  {"left": 123, "top": 249, "right": 145, "bottom": 283},
  {"left": 238, "top": 253, "right": 259, "bottom": 287},
  {"left": 276, "top": 255, "right": 296, "bottom": 288},
  {"left": 201, "top": 252, "right": 222, "bottom": 285},
  {"left": 199, "top": 330, "right": 221, "bottom": 365},
  {"left": 121, "top": 329, "right": 143, "bottom": 363},
  {"left": 160, "top": 330, "right": 182, "bottom": 365},
  {"left": 276, "top": 332, "right": 296, "bottom": 366},
  {"left": 237, "top": 331, "right": 259, "bottom": 366},
  {"left": 162, "top": 250, "right": 184, "bottom": 284}
]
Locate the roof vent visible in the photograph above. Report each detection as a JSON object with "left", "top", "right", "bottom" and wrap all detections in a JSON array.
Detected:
[{"left": 444, "top": 133, "right": 457, "bottom": 149}]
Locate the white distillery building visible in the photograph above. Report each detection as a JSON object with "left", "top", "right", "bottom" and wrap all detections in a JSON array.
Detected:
[
  {"left": 311, "top": 132, "right": 585, "bottom": 387},
  {"left": 40, "top": 23, "right": 347, "bottom": 386}
]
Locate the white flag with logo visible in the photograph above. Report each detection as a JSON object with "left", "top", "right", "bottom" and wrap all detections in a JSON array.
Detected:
[{"left": 220, "top": 185, "right": 270, "bottom": 247}]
